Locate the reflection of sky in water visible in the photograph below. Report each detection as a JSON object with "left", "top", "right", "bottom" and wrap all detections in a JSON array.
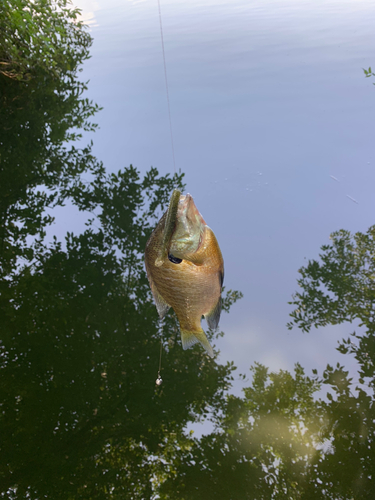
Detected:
[{"left": 66, "top": 0, "right": 375, "bottom": 396}]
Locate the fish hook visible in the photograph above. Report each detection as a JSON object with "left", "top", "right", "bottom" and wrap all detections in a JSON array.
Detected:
[{"left": 156, "top": 335, "right": 163, "bottom": 386}]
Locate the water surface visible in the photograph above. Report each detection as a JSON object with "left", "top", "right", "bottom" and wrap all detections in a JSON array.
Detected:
[
  {"left": 2, "top": 0, "right": 375, "bottom": 497},
  {"left": 76, "top": 0, "right": 375, "bottom": 380}
]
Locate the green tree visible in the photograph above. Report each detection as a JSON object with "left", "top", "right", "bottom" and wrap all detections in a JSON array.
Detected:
[
  {"left": 288, "top": 226, "right": 375, "bottom": 499},
  {"left": 0, "top": 164, "right": 242, "bottom": 498},
  {"left": 0, "top": 2, "right": 242, "bottom": 497},
  {"left": 155, "top": 225, "right": 375, "bottom": 499},
  {"left": 0, "top": 0, "right": 101, "bottom": 273},
  {"left": 288, "top": 227, "right": 375, "bottom": 384},
  {"left": 157, "top": 363, "right": 323, "bottom": 500}
]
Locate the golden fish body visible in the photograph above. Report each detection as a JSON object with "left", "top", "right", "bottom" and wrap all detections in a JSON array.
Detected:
[{"left": 145, "top": 190, "right": 224, "bottom": 357}]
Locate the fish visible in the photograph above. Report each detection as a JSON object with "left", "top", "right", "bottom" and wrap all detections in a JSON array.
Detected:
[{"left": 145, "top": 189, "right": 224, "bottom": 357}]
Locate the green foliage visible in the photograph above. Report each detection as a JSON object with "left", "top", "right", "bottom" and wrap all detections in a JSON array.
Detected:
[
  {"left": 0, "top": 0, "right": 102, "bottom": 273},
  {"left": 0, "top": 3, "right": 244, "bottom": 496},
  {"left": 4, "top": 0, "right": 375, "bottom": 497},
  {"left": 0, "top": 164, "right": 240, "bottom": 498},
  {"left": 158, "top": 363, "right": 323, "bottom": 500},
  {"left": 288, "top": 227, "right": 375, "bottom": 333},
  {"left": 287, "top": 226, "right": 375, "bottom": 384},
  {"left": 221, "top": 288, "right": 243, "bottom": 313},
  {"left": 316, "top": 363, "right": 375, "bottom": 499},
  {"left": 363, "top": 66, "right": 375, "bottom": 82},
  {"left": 287, "top": 226, "right": 375, "bottom": 499}
]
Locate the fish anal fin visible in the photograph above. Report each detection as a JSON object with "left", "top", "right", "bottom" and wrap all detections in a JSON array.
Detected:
[
  {"left": 180, "top": 331, "right": 199, "bottom": 349},
  {"left": 205, "top": 296, "right": 221, "bottom": 330},
  {"left": 181, "top": 329, "right": 214, "bottom": 358}
]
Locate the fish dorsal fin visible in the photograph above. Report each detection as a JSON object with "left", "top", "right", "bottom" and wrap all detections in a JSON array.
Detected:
[
  {"left": 205, "top": 296, "right": 221, "bottom": 330},
  {"left": 180, "top": 329, "right": 214, "bottom": 358}
]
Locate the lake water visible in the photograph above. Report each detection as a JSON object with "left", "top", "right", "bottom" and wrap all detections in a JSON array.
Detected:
[
  {"left": 75, "top": 0, "right": 375, "bottom": 384},
  {"left": 2, "top": 0, "right": 375, "bottom": 497}
]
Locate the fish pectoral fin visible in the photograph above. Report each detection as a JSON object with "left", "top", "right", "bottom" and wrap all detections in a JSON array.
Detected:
[
  {"left": 205, "top": 296, "right": 221, "bottom": 330},
  {"left": 181, "top": 329, "right": 214, "bottom": 358}
]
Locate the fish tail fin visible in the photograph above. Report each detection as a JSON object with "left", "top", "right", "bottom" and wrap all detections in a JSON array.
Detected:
[{"left": 180, "top": 329, "right": 214, "bottom": 358}]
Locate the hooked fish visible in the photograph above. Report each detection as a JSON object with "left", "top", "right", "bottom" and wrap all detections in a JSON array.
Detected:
[{"left": 145, "top": 190, "right": 224, "bottom": 357}]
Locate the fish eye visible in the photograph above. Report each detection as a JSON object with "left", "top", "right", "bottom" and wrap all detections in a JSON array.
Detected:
[{"left": 168, "top": 253, "right": 182, "bottom": 264}]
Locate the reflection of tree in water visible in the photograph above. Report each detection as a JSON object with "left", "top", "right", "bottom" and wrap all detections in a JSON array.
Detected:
[
  {"left": 1, "top": 1, "right": 375, "bottom": 498},
  {"left": 1, "top": 164, "right": 237, "bottom": 498},
  {"left": 287, "top": 227, "right": 375, "bottom": 499},
  {"left": 1, "top": 2, "right": 238, "bottom": 497},
  {"left": 159, "top": 228, "right": 375, "bottom": 500}
]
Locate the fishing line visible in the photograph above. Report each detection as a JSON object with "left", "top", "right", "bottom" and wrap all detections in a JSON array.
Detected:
[
  {"left": 157, "top": 0, "right": 176, "bottom": 176},
  {"left": 155, "top": 0, "right": 178, "bottom": 386}
]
